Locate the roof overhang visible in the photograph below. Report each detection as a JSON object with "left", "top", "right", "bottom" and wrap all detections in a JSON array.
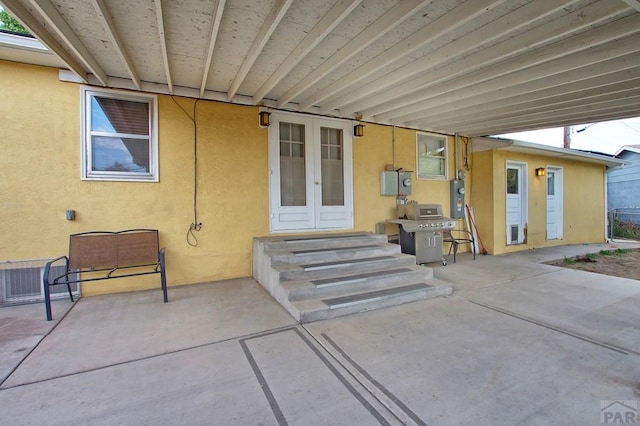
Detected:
[
  {"left": 1, "top": 0, "right": 639, "bottom": 139},
  {"left": 472, "top": 137, "right": 627, "bottom": 168},
  {"left": 0, "top": 31, "right": 64, "bottom": 68},
  {"left": 613, "top": 145, "right": 640, "bottom": 157}
]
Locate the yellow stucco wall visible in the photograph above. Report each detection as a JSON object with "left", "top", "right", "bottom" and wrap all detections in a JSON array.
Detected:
[
  {"left": 1, "top": 61, "right": 459, "bottom": 296},
  {"left": 2, "top": 61, "right": 607, "bottom": 295},
  {"left": 468, "top": 150, "right": 495, "bottom": 252},
  {"left": 0, "top": 61, "right": 270, "bottom": 295},
  {"left": 354, "top": 125, "right": 455, "bottom": 234},
  {"left": 470, "top": 148, "right": 607, "bottom": 255}
]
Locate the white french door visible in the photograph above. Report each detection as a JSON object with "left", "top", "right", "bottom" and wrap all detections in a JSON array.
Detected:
[
  {"left": 268, "top": 112, "right": 353, "bottom": 232},
  {"left": 546, "top": 167, "right": 563, "bottom": 240},
  {"left": 506, "top": 162, "right": 528, "bottom": 245}
]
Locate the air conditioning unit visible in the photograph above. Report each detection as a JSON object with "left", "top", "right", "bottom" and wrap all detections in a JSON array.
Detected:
[{"left": 0, "top": 259, "right": 80, "bottom": 306}]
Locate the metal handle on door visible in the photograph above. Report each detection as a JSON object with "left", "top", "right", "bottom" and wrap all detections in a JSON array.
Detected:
[{"left": 315, "top": 181, "right": 319, "bottom": 185}]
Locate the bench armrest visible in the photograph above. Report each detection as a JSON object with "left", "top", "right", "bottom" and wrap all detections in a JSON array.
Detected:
[
  {"left": 43, "top": 255, "right": 70, "bottom": 321},
  {"left": 43, "top": 256, "right": 70, "bottom": 285}
]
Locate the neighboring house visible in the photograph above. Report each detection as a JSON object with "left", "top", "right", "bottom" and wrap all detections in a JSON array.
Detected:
[
  {"left": 0, "top": 60, "right": 623, "bottom": 301},
  {"left": 608, "top": 145, "right": 640, "bottom": 224}
]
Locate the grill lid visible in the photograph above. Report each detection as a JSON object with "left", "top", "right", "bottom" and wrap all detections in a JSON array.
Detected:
[{"left": 398, "top": 203, "right": 443, "bottom": 220}]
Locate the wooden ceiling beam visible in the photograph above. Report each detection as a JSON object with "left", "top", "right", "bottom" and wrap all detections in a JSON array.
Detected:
[
  {"left": 342, "top": 2, "right": 626, "bottom": 117},
  {"left": 227, "top": 0, "right": 294, "bottom": 102},
  {"left": 298, "top": 0, "right": 507, "bottom": 112},
  {"left": 252, "top": 0, "right": 362, "bottom": 105},
  {"left": 92, "top": 0, "right": 140, "bottom": 89},
  {"left": 153, "top": 0, "right": 173, "bottom": 94},
  {"left": 275, "top": 0, "right": 430, "bottom": 108}
]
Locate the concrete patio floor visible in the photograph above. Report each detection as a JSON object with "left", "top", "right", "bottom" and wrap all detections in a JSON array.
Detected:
[{"left": 1, "top": 242, "right": 640, "bottom": 425}]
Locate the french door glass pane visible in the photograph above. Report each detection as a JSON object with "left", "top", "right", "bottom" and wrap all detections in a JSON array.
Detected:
[
  {"left": 279, "top": 122, "right": 306, "bottom": 206},
  {"left": 321, "top": 127, "right": 344, "bottom": 206},
  {"left": 507, "top": 168, "right": 519, "bottom": 194}
]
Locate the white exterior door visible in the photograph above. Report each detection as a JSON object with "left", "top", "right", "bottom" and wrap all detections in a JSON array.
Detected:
[
  {"left": 546, "top": 167, "right": 563, "bottom": 240},
  {"left": 269, "top": 113, "right": 353, "bottom": 232},
  {"left": 506, "top": 162, "right": 527, "bottom": 245}
]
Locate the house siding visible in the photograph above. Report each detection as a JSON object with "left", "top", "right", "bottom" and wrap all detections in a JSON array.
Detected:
[
  {"left": 1, "top": 60, "right": 457, "bottom": 296},
  {"left": 608, "top": 151, "right": 640, "bottom": 220}
]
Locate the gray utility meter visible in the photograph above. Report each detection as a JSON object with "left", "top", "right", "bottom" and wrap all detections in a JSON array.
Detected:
[
  {"left": 398, "top": 170, "right": 412, "bottom": 196},
  {"left": 450, "top": 179, "right": 465, "bottom": 218},
  {"left": 380, "top": 170, "right": 412, "bottom": 196}
]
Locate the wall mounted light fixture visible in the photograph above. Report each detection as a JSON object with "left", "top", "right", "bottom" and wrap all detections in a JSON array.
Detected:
[
  {"left": 535, "top": 167, "right": 546, "bottom": 177},
  {"left": 259, "top": 111, "right": 271, "bottom": 127},
  {"left": 354, "top": 123, "right": 364, "bottom": 137}
]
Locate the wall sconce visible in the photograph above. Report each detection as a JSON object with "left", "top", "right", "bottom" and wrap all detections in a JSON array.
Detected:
[
  {"left": 353, "top": 123, "right": 364, "bottom": 137},
  {"left": 259, "top": 111, "right": 271, "bottom": 127},
  {"left": 535, "top": 167, "right": 546, "bottom": 177}
]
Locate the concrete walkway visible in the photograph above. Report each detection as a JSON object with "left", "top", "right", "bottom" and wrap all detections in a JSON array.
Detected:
[{"left": 1, "top": 242, "right": 639, "bottom": 425}]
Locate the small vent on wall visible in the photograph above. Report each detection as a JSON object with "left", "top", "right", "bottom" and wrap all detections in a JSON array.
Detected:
[{"left": 0, "top": 259, "right": 80, "bottom": 306}]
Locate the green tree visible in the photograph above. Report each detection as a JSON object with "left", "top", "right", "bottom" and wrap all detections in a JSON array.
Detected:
[{"left": 0, "top": 9, "right": 30, "bottom": 35}]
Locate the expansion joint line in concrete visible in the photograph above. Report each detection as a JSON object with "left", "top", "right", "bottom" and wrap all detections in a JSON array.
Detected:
[
  {"left": 0, "top": 300, "right": 78, "bottom": 388},
  {"left": 239, "top": 326, "right": 393, "bottom": 426},
  {"left": 453, "top": 269, "right": 560, "bottom": 295},
  {"left": 0, "top": 324, "right": 297, "bottom": 391},
  {"left": 467, "top": 299, "right": 632, "bottom": 356},
  {"left": 302, "top": 325, "right": 428, "bottom": 426}
]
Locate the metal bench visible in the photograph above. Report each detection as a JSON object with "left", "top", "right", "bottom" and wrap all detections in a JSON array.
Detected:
[{"left": 43, "top": 229, "right": 168, "bottom": 321}]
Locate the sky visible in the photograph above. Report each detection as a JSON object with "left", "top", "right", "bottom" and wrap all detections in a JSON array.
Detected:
[{"left": 495, "top": 117, "right": 640, "bottom": 155}]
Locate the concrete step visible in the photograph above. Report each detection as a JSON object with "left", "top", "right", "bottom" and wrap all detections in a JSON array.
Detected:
[
  {"left": 282, "top": 265, "right": 432, "bottom": 301},
  {"left": 290, "top": 280, "right": 452, "bottom": 323},
  {"left": 273, "top": 253, "right": 417, "bottom": 281},
  {"left": 257, "top": 233, "right": 389, "bottom": 252},
  {"left": 252, "top": 232, "right": 451, "bottom": 323},
  {"left": 265, "top": 242, "right": 400, "bottom": 265}
]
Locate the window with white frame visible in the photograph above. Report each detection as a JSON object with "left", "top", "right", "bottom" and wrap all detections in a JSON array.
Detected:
[
  {"left": 81, "top": 88, "right": 158, "bottom": 181},
  {"left": 416, "top": 132, "right": 447, "bottom": 179}
]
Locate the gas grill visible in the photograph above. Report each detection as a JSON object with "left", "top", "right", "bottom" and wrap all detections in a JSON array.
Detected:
[{"left": 390, "top": 203, "right": 455, "bottom": 265}]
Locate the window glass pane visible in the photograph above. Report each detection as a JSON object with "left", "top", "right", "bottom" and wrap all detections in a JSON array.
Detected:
[
  {"left": 91, "top": 136, "right": 150, "bottom": 173},
  {"left": 417, "top": 133, "right": 446, "bottom": 178},
  {"left": 329, "top": 128, "right": 340, "bottom": 146},
  {"left": 419, "top": 157, "right": 444, "bottom": 175},
  {"left": 321, "top": 145, "right": 328, "bottom": 160},
  {"left": 92, "top": 97, "right": 149, "bottom": 135},
  {"left": 83, "top": 89, "right": 157, "bottom": 181},
  {"left": 280, "top": 142, "right": 289, "bottom": 157},
  {"left": 330, "top": 147, "right": 341, "bottom": 160},
  {"left": 291, "top": 123, "right": 304, "bottom": 142},
  {"left": 291, "top": 142, "right": 303, "bottom": 158},
  {"left": 280, "top": 122, "right": 306, "bottom": 206},
  {"left": 507, "top": 168, "right": 519, "bottom": 194},
  {"left": 547, "top": 172, "right": 555, "bottom": 195},
  {"left": 321, "top": 127, "right": 344, "bottom": 206},
  {"left": 279, "top": 122, "right": 290, "bottom": 141}
]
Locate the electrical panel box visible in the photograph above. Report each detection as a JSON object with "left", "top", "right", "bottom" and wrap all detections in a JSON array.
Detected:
[
  {"left": 380, "top": 171, "right": 398, "bottom": 196},
  {"left": 450, "top": 179, "right": 465, "bottom": 218},
  {"left": 380, "top": 170, "right": 413, "bottom": 196},
  {"left": 398, "top": 171, "right": 412, "bottom": 196}
]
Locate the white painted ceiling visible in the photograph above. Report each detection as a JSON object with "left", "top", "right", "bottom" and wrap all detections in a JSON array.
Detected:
[{"left": 2, "top": 0, "right": 639, "bottom": 136}]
